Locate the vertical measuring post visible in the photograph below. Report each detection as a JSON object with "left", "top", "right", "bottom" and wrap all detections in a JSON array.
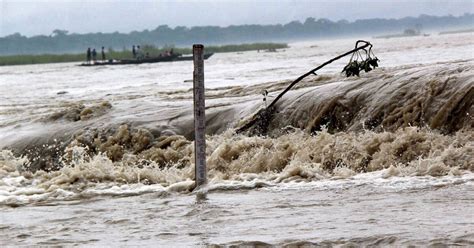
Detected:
[{"left": 193, "top": 44, "right": 207, "bottom": 188}]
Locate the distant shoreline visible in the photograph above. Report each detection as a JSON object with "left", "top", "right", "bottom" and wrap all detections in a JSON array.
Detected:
[
  {"left": 439, "top": 28, "right": 474, "bottom": 35},
  {"left": 1, "top": 13, "right": 472, "bottom": 57},
  {"left": 0, "top": 43, "right": 287, "bottom": 66}
]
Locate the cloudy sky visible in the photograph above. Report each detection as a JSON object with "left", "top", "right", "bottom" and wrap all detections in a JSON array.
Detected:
[{"left": 0, "top": 0, "right": 472, "bottom": 37}]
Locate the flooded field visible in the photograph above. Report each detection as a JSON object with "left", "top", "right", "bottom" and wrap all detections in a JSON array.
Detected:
[{"left": 0, "top": 33, "right": 473, "bottom": 246}]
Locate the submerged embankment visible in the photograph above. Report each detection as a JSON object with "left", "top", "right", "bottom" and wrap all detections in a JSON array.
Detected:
[{"left": 1, "top": 59, "right": 472, "bottom": 184}]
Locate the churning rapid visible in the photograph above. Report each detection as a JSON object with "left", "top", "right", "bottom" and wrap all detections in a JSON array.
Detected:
[{"left": 0, "top": 33, "right": 473, "bottom": 246}]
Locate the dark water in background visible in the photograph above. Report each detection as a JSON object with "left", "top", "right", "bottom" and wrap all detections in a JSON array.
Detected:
[{"left": 0, "top": 33, "right": 473, "bottom": 246}]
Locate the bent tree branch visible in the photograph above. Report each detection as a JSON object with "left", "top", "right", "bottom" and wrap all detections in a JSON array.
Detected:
[{"left": 236, "top": 40, "right": 374, "bottom": 135}]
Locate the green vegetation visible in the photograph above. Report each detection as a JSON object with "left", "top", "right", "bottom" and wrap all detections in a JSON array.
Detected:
[
  {"left": 137, "top": 43, "right": 288, "bottom": 58},
  {"left": 0, "top": 54, "right": 84, "bottom": 66},
  {"left": 0, "top": 43, "right": 288, "bottom": 66}
]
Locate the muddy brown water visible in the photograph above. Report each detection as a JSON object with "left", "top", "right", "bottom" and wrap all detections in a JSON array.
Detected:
[{"left": 0, "top": 33, "right": 473, "bottom": 246}]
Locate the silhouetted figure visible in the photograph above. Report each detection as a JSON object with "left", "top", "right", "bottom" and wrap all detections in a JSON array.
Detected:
[
  {"left": 92, "top": 48, "right": 97, "bottom": 63},
  {"left": 136, "top": 45, "right": 142, "bottom": 59},
  {"left": 101, "top": 46, "right": 106, "bottom": 62},
  {"left": 86, "top": 48, "right": 91, "bottom": 64},
  {"left": 132, "top": 45, "right": 137, "bottom": 58}
]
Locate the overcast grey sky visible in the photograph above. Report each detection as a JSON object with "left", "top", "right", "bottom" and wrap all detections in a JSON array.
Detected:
[{"left": 0, "top": 0, "right": 472, "bottom": 37}]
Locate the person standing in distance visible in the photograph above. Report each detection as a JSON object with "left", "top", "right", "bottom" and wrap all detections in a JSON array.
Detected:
[
  {"left": 101, "top": 46, "right": 106, "bottom": 62},
  {"left": 86, "top": 48, "right": 91, "bottom": 64},
  {"left": 92, "top": 48, "right": 97, "bottom": 63}
]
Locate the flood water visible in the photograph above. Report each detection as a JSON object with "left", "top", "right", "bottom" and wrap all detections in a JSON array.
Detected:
[{"left": 0, "top": 33, "right": 473, "bottom": 246}]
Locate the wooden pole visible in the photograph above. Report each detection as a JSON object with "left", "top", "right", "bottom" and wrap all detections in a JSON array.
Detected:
[{"left": 193, "top": 44, "right": 207, "bottom": 188}]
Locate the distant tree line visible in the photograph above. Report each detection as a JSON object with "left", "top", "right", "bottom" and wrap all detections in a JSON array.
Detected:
[{"left": 0, "top": 14, "right": 472, "bottom": 56}]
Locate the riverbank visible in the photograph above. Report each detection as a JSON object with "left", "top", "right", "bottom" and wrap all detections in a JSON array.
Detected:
[
  {"left": 0, "top": 43, "right": 287, "bottom": 66},
  {"left": 439, "top": 28, "right": 474, "bottom": 35}
]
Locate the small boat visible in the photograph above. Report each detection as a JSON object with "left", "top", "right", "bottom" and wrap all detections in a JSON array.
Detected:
[{"left": 79, "top": 53, "right": 214, "bottom": 66}]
